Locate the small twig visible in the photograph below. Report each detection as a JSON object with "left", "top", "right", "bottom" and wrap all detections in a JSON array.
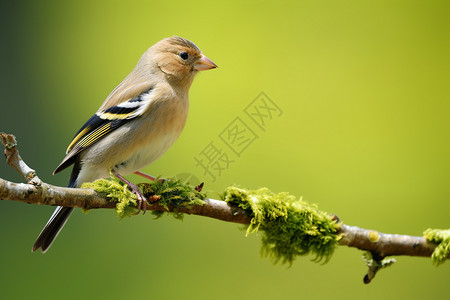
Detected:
[
  {"left": 1, "top": 132, "right": 42, "bottom": 186},
  {"left": 362, "top": 252, "right": 396, "bottom": 284}
]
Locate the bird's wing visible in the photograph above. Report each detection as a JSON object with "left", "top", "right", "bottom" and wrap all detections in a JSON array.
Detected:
[{"left": 53, "top": 83, "right": 155, "bottom": 174}]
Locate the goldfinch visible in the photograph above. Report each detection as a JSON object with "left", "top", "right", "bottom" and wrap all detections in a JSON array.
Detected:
[{"left": 32, "top": 36, "right": 217, "bottom": 253}]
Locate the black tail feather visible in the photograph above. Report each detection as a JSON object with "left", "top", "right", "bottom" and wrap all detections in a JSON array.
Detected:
[
  {"left": 32, "top": 206, "right": 74, "bottom": 253},
  {"left": 32, "top": 158, "right": 80, "bottom": 253}
]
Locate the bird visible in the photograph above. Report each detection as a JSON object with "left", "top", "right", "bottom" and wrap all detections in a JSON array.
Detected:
[{"left": 32, "top": 36, "right": 217, "bottom": 253}]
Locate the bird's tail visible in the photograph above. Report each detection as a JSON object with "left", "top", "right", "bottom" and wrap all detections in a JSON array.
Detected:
[
  {"left": 32, "top": 206, "right": 74, "bottom": 253},
  {"left": 32, "top": 159, "right": 80, "bottom": 253}
]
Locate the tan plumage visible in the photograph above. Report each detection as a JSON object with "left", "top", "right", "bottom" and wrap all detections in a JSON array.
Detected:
[{"left": 33, "top": 36, "right": 217, "bottom": 253}]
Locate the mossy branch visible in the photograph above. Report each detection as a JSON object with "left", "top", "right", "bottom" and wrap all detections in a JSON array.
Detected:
[{"left": 1, "top": 132, "right": 449, "bottom": 284}]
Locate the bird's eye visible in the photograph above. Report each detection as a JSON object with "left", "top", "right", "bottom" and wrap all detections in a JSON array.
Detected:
[{"left": 179, "top": 52, "right": 189, "bottom": 60}]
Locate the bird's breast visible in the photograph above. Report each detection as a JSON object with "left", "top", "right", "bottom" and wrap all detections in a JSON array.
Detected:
[
  {"left": 112, "top": 95, "right": 188, "bottom": 175},
  {"left": 113, "top": 129, "right": 182, "bottom": 175}
]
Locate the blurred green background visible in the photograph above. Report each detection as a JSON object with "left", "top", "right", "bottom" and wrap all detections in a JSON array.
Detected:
[{"left": 1, "top": 0, "right": 449, "bottom": 299}]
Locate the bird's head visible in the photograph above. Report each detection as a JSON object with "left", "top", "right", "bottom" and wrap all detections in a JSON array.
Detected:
[{"left": 141, "top": 36, "right": 217, "bottom": 88}]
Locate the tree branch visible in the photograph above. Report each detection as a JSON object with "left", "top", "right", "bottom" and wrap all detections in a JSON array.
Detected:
[
  {"left": 0, "top": 177, "right": 251, "bottom": 224},
  {"left": 0, "top": 164, "right": 443, "bottom": 259},
  {"left": 1, "top": 132, "right": 447, "bottom": 283},
  {"left": 338, "top": 224, "right": 441, "bottom": 258}
]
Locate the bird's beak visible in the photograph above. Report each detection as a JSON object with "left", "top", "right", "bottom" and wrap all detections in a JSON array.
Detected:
[{"left": 194, "top": 54, "right": 218, "bottom": 71}]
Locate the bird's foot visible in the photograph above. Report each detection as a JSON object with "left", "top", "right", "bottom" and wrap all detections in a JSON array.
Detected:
[
  {"left": 134, "top": 171, "right": 166, "bottom": 183},
  {"left": 129, "top": 184, "right": 148, "bottom": 215},
  {"left": 133, "top": 171, "right": 156, "bottom": 181},
  {"left": 112, "top": 170, "right": 148, "bottom": 215}
]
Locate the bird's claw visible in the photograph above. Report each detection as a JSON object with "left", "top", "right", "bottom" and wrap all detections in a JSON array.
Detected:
[{"left": 130, "top": 186, "right": 147, "bottom": 215}]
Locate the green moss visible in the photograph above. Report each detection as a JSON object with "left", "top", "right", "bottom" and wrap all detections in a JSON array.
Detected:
[
  {"left": 224, "top": 186, "right": 340, "bottom": 265},
  {"left": 424, "top": 228, "right": 450, "bottom": 265},
  {"left": 82, "top": 177, "right": 206, "bottom": 219},
  {"left": 82, "top": 177, "right": 138, "bottom": 218},
  {"left": 138, "top": 179, "right": 206, "bottom": 220}
]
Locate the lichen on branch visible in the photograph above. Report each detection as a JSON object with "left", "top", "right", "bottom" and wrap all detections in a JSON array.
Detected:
[
  {"left": 82, "top": 177, "right": 138, "bottom": 217},
  {"left": 224, "top": 186, "right": 341, "bottom": 264},
  {"left": 139, "top": 179, "right": 206, "bottom": 219},
  {"left": 82, "top": 177, "right": 206, "bottom": 219},
  {"left": 423, "top": 228, "right": 450, "bottom": 265}
]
